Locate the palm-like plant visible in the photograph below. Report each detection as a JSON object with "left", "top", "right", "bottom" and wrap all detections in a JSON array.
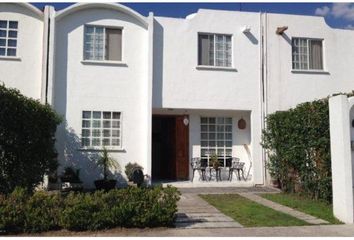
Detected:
[{"left": 97, "top": 147, "right": 120, "bottom": 180}]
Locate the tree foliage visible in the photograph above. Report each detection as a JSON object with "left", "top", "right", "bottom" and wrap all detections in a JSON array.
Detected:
[
  {"left": 262, "top": 98, "right": 332, "bottom": 201},
  {"left": 0, "top": 84, "right": 61, "bottom": 194}
]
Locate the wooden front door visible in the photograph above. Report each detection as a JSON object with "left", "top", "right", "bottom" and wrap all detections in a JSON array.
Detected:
[
  {"left": 151, "top": 115, "right": 189, "bottom": 181},
  {"left": 175, "top": 116, "right": 189, "bottom": 180}
]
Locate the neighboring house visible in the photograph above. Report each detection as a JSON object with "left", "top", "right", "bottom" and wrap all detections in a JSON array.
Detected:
[{"left": 1, "top": 3, "right": 354, "bottom": 188}]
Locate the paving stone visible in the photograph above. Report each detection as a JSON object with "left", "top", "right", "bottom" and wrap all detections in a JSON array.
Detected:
[{"left": 175, "top": 192, "right": 243, "bottom": 229}]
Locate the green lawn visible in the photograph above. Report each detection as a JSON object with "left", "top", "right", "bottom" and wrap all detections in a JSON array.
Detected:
[
  {"left": 261, "top": 193, "right": 342, "bottom": 224},
  {"left": 199, "top": 194, "right": 308, "bottom": 227}
]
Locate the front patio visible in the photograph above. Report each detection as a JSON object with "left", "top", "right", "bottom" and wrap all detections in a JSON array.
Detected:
[{"left": 151, "top": 108, "right": 257, "bottom": 186}]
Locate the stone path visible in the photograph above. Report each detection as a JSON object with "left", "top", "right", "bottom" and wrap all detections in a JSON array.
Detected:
[
  {"left": 239, "top": 192, "right": 329, "bottom": 225},
  {"left": 174, "top": 193, "right": 243, "bottom": 229}
]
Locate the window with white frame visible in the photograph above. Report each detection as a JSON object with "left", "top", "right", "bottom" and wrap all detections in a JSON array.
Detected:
[
  {"left": 200, "top": 117, "right": 233, "bottom": 167},
  {"left": 198, "top": 33, "right": 232, "bottom": 67},
  {"left": 292, "top": 38, "right": 323, "bottom": 70},
  {"left": 84, "top": 25, "right": 122, "bottom": 61},
  {"left": 81, "top": 111, "right": 121, "bottom": 148},
  {"left": 0, "top": 20, "right": 18, "bottom": 57}
]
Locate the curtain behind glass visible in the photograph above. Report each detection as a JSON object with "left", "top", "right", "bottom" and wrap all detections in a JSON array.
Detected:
[
  {"left": 309, "top": 40, "right": 323, "bottom": 70},
  {"left": 198, "top": 34, "right": 213, "bottom": 65},
  {"left": 105, "top": 28, "right": 122, "bottom": 61}
]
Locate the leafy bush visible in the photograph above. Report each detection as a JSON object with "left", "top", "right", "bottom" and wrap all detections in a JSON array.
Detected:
[
  {"left": 24, "top": 191, "right": 63, "bottom": 233},
  {"left": 125, "top": 162, "right": 143, "bottom": 181},
  {"left": 0, "top": 84, "right": 62, "bottom": 194},
  {"left": 0, "top": 187, "right": 28, "bottom": 233},
  {"left": 262, "top": 98, "right": 332, "bottom": 201},
  {"left": 60, "top": 186, "right": 180, "bottom": 230},
  {"left": 0, "top": 186, "right": 180, "bottom": 234}
]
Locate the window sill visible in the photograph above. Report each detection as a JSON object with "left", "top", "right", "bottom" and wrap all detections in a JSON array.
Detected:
[
  {"left": 291, "top": 69, "right": 330, "bottom": 75},
  {"left": 0, "top": 56, "right": 21, "bottom": 61},
  {"left": 78, "top": 147, "right": 126, "bottom": 153},
  {"left": 196, "top": 65, "right": 237, "bottom": 72},
  {"left": 81, "top": 60, "right": 128, "bottom": 67}
]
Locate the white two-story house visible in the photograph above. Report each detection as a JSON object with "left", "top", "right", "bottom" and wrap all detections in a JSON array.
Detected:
[{"left": 1, "top": 2, "right": 354, "bottom": 188}]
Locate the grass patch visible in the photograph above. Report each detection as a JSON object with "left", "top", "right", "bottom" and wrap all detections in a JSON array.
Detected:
[
  {"left": 199, "top": 194, "right": 308, "bottom": 227},
  {"left": 261, "top": 193, "right": 342, "bottom": 224}
]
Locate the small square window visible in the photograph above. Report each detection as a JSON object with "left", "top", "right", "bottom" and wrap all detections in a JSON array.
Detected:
[
  {"left": 0, "top": 21, "right": 7, "bottom": 28},
  {"left": 8, "top": 30, "right": 17, "bottom": 38},
  {"left": 103, "top": 120, "right": 111, "bottom": 128},
  {"left": 0, "top": 20, "right": 18, "bottom": 57},
  {"left": 112, "top": 138, "right": 120, "bottom": 146},
  {"left": 113, "top": 112, "right": 120, "bottom": 119},
  {"left": 92, "top": 120, "right": 101, "bottom": 128},
  {"left": 112, "top": 121, "right": 120, "bottom": 128},
  {"left": 81, "top": 111, "right": 122, "bottom": 148},
  {"left": 82, "top": 129, "right": 90, "bottom": 137},
  {"left": 93, "top": 111, "right": 101, "bottom": 119},
  {"left": 103, "top": 129, "right": 110, "bottom": 137},
  {"left": 82, "top": 111, "right": 91, "bottom": 119},
  {"left": 7, "top": 48, "right": 16, "bottom": 56},
  {"left": 82, "top": 120, "right": 90, "bottom": 128},
  {"left": 9, "top": 21, "right": 18, "bottom": 29},
  {"left": 7, "top": 39, "right": 16, "bottom": 47},
  {"left": 103, "top": 112, "right": 111, "bottom": 119}
]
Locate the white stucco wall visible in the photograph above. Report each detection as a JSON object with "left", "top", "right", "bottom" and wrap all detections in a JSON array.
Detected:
[
  {"left": 152, "top": 9, "right": 265, "bottom": 184},
  {"left": 0, "top": 3, "right": 43, "bottom": 100},
  {"left": 329, "top": 95, "right": 354, "bottom": 223},
  {"left": 266, "top": 13, "right": 354, "bottom": 113},
  {"left": 52, "top": 6, "right": 150, "bottom": 188}
]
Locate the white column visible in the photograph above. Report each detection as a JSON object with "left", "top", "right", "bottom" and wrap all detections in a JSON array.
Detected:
[{"left": 329, "top": 95, "right": 354, "bottom": 223}]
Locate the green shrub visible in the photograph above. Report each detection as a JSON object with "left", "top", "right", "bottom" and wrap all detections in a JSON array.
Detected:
[
  {"left": 262, "top": 93, "right": 354, "bottom": 202},
  {"left": 0, "top": 186, "right": 180, "bottom": 234},
  {"left": 59, "top": 192, "right": 99, "bottom": 231},
  {"left": 0, "top": 84, "right": 62, "bottom": 194},
  {"left": 24, "top": 191, "right": 63, "bottom": 233},
  {"left": 0, "top": 187, "right": 28, "bottom": 233}
]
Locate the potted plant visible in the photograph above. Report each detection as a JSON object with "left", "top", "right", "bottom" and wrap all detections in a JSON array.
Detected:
[
  {"left": 60, "top": 166, "right": 83, "bottom": 191},
  {"left": 125, "top": 162, "right": 144, "bottom": 182},
  {"left": 210, "top": 154, "right": 220, "bottom": 169},
  {"left": 94, "top": 147, "right": 120, "bottom": 191},
  {"left": 47, "top": 171, "right": 60, "bottom": 190}
]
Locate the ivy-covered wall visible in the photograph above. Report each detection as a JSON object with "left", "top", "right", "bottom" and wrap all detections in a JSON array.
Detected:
[{"left": 262, "top": 98, "right": 332, "bottom": 201}]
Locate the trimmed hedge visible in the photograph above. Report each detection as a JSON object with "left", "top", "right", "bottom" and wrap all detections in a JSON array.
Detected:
[
  {"left": 262, "top": 98, "right": 332, "bottom": 201},
  {"left": 0, "top": 186, "right": 180, "bottom": 234},
  {"left": 0, "top": 84, "right": 62, "bottom": 194}
]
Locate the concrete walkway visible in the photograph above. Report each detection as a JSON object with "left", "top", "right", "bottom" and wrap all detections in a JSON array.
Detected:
[
  {"left": 175, "top": 193, "right": 243, "bottom": 228},
  {"left": 239, "top": 192, "right": 329, "bottom": 225},
  {"left": 29, "top": 224, "right": 354, "bottom": 237}
]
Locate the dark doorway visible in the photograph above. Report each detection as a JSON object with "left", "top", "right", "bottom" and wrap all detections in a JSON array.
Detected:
[{"left": 152, "top": 115, "right": 189, "bottom": 181}]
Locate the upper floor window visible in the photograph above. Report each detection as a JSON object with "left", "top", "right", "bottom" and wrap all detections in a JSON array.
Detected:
[
  {"left": 292, "top": 38, "right": 323, "bottom": 70},
  {"left": 84, "top": 25, "right": 122, "bottom": 61},
  {"left": 0, "top": 20, "right": 18, "bottom": 57},
  {"left": 198, "top": 33, "right": 232, "bottom": 67},
  {"left": 81, "top": 111, "right": 122, "bottom": 148}
]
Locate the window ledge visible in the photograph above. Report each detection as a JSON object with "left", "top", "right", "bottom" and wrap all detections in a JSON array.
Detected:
[
  {"left": 78, "top": 147, "right": 126, "bottom": 152},
  {"left": 291, "top": 69, "right": 329, "bottom": 75},
  {"left": 196, "top": 65, "right": 237, "bottom": 72},
  {"left": 81, "top": 60, "right": 128, "bottom": 67},
  {"left": 0, "top": 56, "right": 21, "bottom": 61}
]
